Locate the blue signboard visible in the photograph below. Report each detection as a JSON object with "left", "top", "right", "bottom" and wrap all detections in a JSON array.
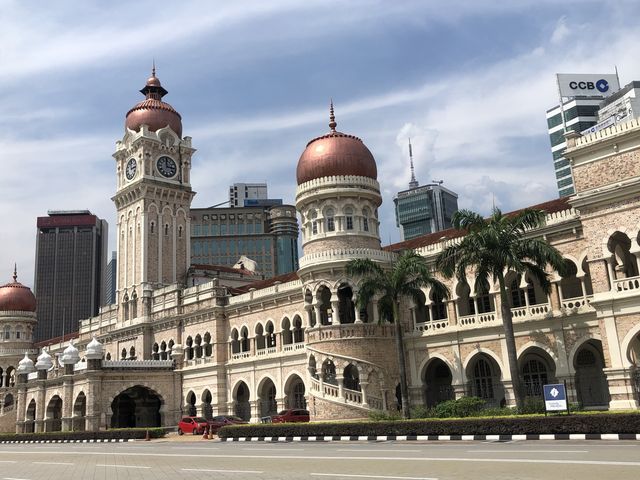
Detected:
[{"left": 543, "top": 383, "right": 568, "bottom": 411}]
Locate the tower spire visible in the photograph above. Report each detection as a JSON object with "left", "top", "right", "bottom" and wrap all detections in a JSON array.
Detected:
[
  {"left": 408, "top": 138, "right": 419, "bottom": 189},
  {"left": 152, "top": 59, "right": 156, "bottom": 77},
  {"left": 329, "top": 99, "right": 337, "bottom": 132},
  {"left": 12, "top": 263, "right": 17, "bottom": 282}
]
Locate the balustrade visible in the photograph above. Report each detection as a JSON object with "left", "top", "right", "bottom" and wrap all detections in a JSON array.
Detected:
[
  {"left": 511, "top": 303, "right": 550, "bottom": 319},
  {"left": 414, "top": 319, "right": 449, "bottom": 333},
  {"left": 561, "top": 296, "right": 593, "bottom": 310},
  {"left": 613, "top": 276, "right": 640, "bottom": 292}
]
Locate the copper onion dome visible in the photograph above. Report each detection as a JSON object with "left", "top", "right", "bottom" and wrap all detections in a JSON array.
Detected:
[
  {"left": 125, "top": 66, "right": 183, "bottom": 138},
  {"left": 0, "top": 266, "right": 36, "bottom": 313},
  {"left": 296, "top": 101, "right": 377, "bottom": 185}
]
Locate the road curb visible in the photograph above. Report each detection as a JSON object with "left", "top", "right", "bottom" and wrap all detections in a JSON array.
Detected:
[
  {"left": 219, "top": 433, "right": 640, "bottom": 442},
  {"left": 0, "top": 438, "right": 135, "bottom": 444}
]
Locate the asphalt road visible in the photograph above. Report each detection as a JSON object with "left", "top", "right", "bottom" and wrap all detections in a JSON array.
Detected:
[{"left": 0, "top": 438, "right": 638, "bottom": 480}]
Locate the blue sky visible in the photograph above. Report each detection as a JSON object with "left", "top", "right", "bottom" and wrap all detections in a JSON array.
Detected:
[{"left": 2, "top": 0, "right": 640, "bottom": 287}]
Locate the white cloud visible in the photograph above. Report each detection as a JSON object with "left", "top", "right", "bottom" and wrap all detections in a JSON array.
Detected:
[{"left": 550, "top": 16, "right": 570, "bottom": 44}]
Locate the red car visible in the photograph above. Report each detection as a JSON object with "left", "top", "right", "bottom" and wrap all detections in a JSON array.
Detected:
[
  {"left": 177, "top": 416, "right": 209, "bottom": 435},
  {"left": 271, "top": 409, "right": 310, "bottom": 423},
  {"left": 208, "top": 415, "right": 248, "bottom": 434}
]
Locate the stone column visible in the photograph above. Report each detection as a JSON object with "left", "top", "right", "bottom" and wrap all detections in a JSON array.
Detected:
[
  {"left": 304, "top": 304, "right": 313, "bottom": 327},
  {"left": 452, "top": 382, "right": 467, "bottom": 400},
  {"left": 604, "top": 368, "right": 639, "bottom": 410},
  {"left": 606, "top": 258, "right": 616, "bottom": 290},
  {"left": 447, "top": 300, "right": 457, "bottom": 326},
  {"left": 313, "top": 303, "right": 322, "bottom": 326},
  {"left": 61, "top": 377, "right": 74, "bottom": 431},
  {"left": 372, "top": 299, "right": 380, "bottom": 324},
  {"left": 336, "top": 375, "right": 344, "bottom": 399},
  {"left": 35, "top": 382, "right": 45, "bottom": 433},
  {"left": 331, "top": 299, "right": 340, "bottom": 324},
  {"left": 550, "top": 282, "right": 562, "bottom": 311},
  {"left": 249, "top": 400, "right": 259, "bottom": 423},
  {"left": 360, "top": 381, "right": 369, "bottom": 407},
  {"left": 85, "top": 378, "right": 101, "bottom": 431}
]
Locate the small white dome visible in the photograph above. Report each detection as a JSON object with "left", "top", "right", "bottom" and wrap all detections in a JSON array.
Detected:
[
  {"left": 86, "top": 336, "right": 104, "bottom": 360},
  {"left": 35, "top": 348, "right": 53, "bottom": 370},
  {"left": 17, "top": 352, "right": 35, "bottom": 374},
  {"left": 61, "top": 340, "right": 80, "bottom": 365}
]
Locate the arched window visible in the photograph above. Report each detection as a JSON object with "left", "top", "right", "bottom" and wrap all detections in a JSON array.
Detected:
[
  {"left": 150, "top": 221, "right": 155, "bottom": 234},
  {"left": 472, "top": 358, "right": 494, "bottom": 400},
  {"left": 185, "top": 336, "right": 194, "bottom": 360},
  {"left": 310, "top": 210, "right": 318, "bottom": 235},
  {"left": 265, "top": 322, "right": 276, "bottom": 348},
  {"left": 522, "top": 357, "right": 548, "bottom": 397},
  {"left": 164, "top": 224, "right": 169, "bottom": 236},
  {"left": 203, "top": 332, "right": 212, "bottom": 357},
  {"left": 344, "top": 207, "right": 354, "bottom": 231},
  {"left": 322, "top": 360, "right": 337, "bottom": 385},
  {"left": 106, "top": 352, "right": 111, "bottom": 361},
  {"left": 231, "top": 329, "right": 240, "bottom": 354},
  {"left": 343, "top": 364, "right": 360, "bottom": 391},
  {"left": 293, "top": 316, "right": 304, "bottom": 343},
  {"left": 160, "top": 341, "right": 167, "bottom": 360},
  {"left": 240, "top": 327, "right": 250, "bottom": 353},
  {"left": 325, "top": 208, "right": 335, "bottom": 232},
  {"left": 362, "top": 208, "right": 370, "bottom": 232},
  {"left": 178, "top": 226, "right": 183, "bottom": 238},
  {"left": 281, "top": 317, "right": 293, "bottom": 345},
  {"left": 129, "top": 346, "right": 136, "bottom": 360},
  {"left": 3, "top": 325, "right": 10, "bottom": 340},
  {"left": 152, "top": 343, "right": 159, "bottom": 360},
  {"left": 194, "top": 334, "right": 203, "bottom": 358},
  {"left": 121, "top": 348, "right": 127, "bottom": 360},
  {"left": 430, "top": 290, "right": 447, "bottom": 321}
]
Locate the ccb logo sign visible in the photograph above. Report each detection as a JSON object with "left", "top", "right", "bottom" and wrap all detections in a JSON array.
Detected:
[{"left": 569, "top": 78, "right": 609, "bottom": 93}]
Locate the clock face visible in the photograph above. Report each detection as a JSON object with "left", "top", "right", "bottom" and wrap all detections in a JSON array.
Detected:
[
  {"left": 157, "top": 156, "right": 177, "bottom": 178},
  {"left": 125, "top": 158, "right": 137, "bottom": 180}
]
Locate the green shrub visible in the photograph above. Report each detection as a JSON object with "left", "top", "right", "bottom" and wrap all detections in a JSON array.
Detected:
[
  {"left": 0, "top": 427, "right": 168, "bottom": 442},
  {"left": 518, "top": 397, "right": 546, "bottom": 414},
  {"left": 368, "top": 410, "right": 402, "bottom": 421},
  {"left": 477, "top": 407, "right": 515, "bottom": 417},
  {"left": 218, "top": 413, "right": 640, "bottom": 439},
  {"left": 410, "top": 405, "right": 436, "bottom": 419},
  {"left": 435, "top": 397, "right": 486, "bottom": 418}
]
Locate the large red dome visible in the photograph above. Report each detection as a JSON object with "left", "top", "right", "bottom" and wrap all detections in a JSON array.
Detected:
[
  {"left": 125, "top": 69, "right": 182, "bottom": 138},
  {"left": 0, "top": 271, "right": 36, "bottom": 313},
  {"left": 296, "top": 104, "right": 377, "bottom": 185}
]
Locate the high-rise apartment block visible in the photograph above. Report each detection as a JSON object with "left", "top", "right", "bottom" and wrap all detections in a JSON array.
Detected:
[
  {"left": 34, "top": 210, "right": 108, "bottom": 341},
  {"left": 190, "top": 203, "right": 299, "bottom": 278},
  {"left": 394, "top": 141, "right": 458, "bottom": 241},
  {"left": 229, "top": 183, "right": 268, "bottom": 207}
]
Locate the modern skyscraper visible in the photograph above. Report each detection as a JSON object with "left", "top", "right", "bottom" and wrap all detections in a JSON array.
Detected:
[
  {"left": 190, "top": 203, "right": 299, "bottom": 278},
  {"left": 104, "top": 251, "right": 117, "bottom": 306},
  {"left": 34, "top": 210, "right": 108, "bottom": 341},
  {"left": 394, "top": 140, "right": 459, "bottom": 241},
  {"left": 547, "top": 73, "right": 621, "bottom": 197},
  {"left": 229, "top": 183, "right": 268, "bottom": 207}
]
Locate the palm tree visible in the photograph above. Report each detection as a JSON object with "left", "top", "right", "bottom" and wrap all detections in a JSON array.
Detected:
[
  {"left": 346, "top": 250, "right": 449, "bottom": 419},
  {"left": 435, "top": 207, "right": 566, "bottom": 411}
]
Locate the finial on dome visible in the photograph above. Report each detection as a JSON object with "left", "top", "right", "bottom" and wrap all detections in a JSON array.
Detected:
[
  {"left": 329, "top": 99, "right": 337, "bottom": 132},
  {"left": 152, "top": 59, "right": 156, "bottom": 78},
  {"left": 12, "top": 264, "right": 17, "bottom": 283}
]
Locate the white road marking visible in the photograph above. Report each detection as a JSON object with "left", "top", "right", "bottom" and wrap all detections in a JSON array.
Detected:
[
  {"left": 170, "top": 447, "right": 220, "bottom": 450},
  {"left": 471, "top": 450, "right": 589, "bottom": 453},
  {"left": 337, "top": 449, "right": 421, "bottom": 453},
  {"left": 4, "top": 477, "right": 32, "bottom": 480},
  {"left": 245, "top": 448, "right": 306, "bottom": 451},
  {"left": 96, "top": 464, "right": 151, "bottom": 469},
  {"left": 32, "top": 462, "right": 75, "bottom": 465},
  {"left": 182, "top": 468, "right": 264, "bottom": 474},
  {"left": 311, "top": 474, "right": 437, "bottom": 480},
  {"left": 1, "top": 451, "right": 639, "bottom": 467}
]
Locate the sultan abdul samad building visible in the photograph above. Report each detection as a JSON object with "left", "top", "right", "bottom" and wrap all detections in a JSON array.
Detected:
[{"left": 0, "top": 70, "right": 640, "bottom": 433}]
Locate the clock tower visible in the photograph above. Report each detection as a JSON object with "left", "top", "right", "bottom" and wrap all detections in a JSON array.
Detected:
[{"left": 112, "top": 69, "right": 195, "bottom": 319}]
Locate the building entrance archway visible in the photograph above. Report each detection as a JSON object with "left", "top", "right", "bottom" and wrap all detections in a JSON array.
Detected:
[{"left": 110, "top": 386, "right": 162, "bottom": 428}]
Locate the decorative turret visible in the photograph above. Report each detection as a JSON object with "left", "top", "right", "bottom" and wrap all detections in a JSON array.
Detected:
[
  {"left": 35, "top": 349, "right": 52, "bottom": 379},
  {"left": 17, "top": 353, "right": 35, "bottom": 383},
  {"left": 296, "top": 103, "right": 383, "bottom": 257},
  {"left": 86, "top": 336, "right": 104, "bottom": 370},
  {"left": 61, "top": 341, "right": 80, "bottom": 374}
]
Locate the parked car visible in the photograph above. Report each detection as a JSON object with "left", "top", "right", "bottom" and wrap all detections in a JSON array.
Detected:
[
  {"left": 271, "top": 409, "right": 310, "bottom": 423},
  {"left": 177, "top": 416, "right": 209, "bottom": 435},
  {"left": 208, "top": 415, "right": 248, "bottom": 433}
]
